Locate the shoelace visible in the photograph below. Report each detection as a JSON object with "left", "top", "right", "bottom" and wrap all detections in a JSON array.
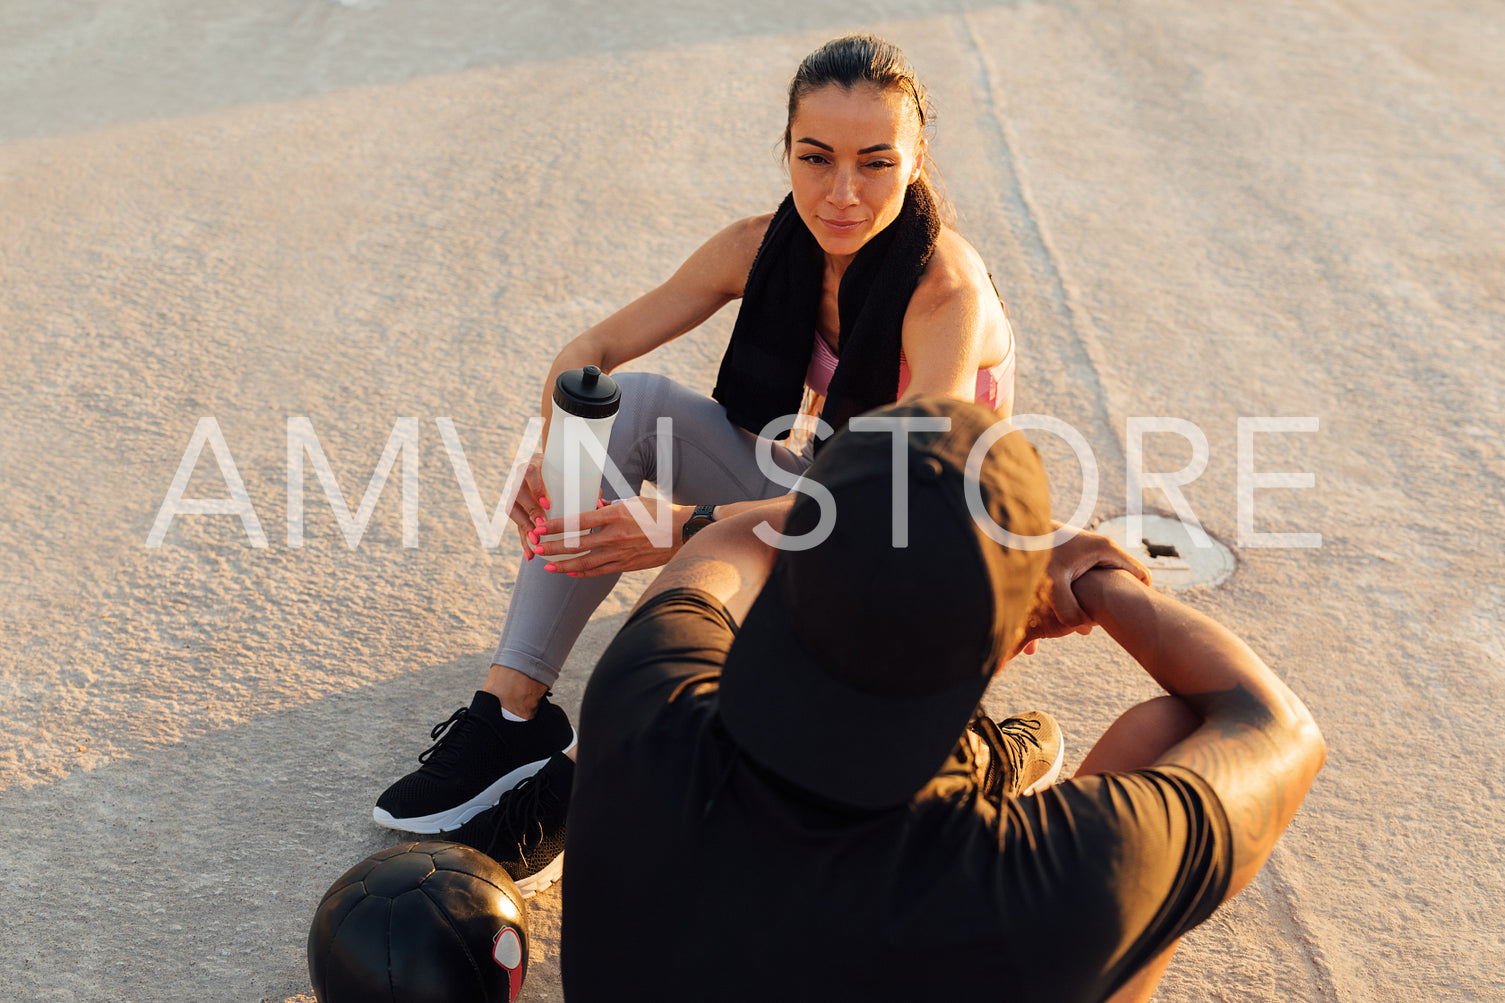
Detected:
[
  {"left": 417, "top": 707, "right": 506, "bottom": 768},
  {"left": 970, "top": 715, "right": 1045, "bottom": 799},
  {"left": 480, "top": 768, "right": 558, "bottom": 863}
]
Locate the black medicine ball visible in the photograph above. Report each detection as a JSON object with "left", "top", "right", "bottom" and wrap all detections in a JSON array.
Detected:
[{"left": 308, "top": 841, "right": 529, "bottom": 1003}]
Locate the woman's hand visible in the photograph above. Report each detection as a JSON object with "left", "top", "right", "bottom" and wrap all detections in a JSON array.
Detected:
[
  {"left": 1042, "top": 527, "right": 1152, "bottom": 631},
  {"left": 527, "top": 496, "right": 689, "bottom": 578},
  {"left": 509, "top": 453, "right": 552, "bottom": 560}
]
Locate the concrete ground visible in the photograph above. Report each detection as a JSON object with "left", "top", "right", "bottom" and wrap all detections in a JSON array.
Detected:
[{"left": 1, "top": 1, "right": 1501, "bottom": 1000}]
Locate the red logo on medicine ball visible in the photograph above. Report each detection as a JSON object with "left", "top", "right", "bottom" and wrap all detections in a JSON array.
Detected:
[{"left": 493, "top": 927, "right": 524, "bottom": 1001}]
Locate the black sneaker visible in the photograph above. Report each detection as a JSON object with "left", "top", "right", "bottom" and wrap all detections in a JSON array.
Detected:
[
  {"left": 448, "top": 752, "right": 573, "bottom": 899},
  {"left": 373, "top": 690, "right": 576, "bottom": 833},
  {"left": 968, "top": 711, "right": 1065, "bottom": 799}
]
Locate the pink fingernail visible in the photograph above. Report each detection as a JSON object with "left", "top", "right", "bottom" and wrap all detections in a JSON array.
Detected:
[
  {"left": 539, "top": 497, "right": 550, "bottom": 510},
  {"left": 527, "top": 532, "right": 538, "bottom": 545},
  {"left": 545, "top": 563, "right": 557, "bottom": 572},
  {"left": 535, "top": 517, "right": 547, "bottom": 528},
  {"left": 533, "top": 546, "right": 544, "bottom": 555}
]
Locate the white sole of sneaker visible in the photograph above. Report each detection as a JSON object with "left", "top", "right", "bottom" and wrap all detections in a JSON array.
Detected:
[
  {"left": 371, "top": 729, "right": 578, "bottom": 833},
  {"left": 1021, "top": 737, "right": 1066, "bottom": 797},
  {"left": 514, "top": 851, "right": 564, "bottom": 899}
]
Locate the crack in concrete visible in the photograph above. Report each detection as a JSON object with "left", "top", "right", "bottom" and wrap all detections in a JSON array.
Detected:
[
  {"left": 1266, "top": 844, "right": 1347, "bottom": 1001},
  {"left": 956, "top": 10, "right": 1128, "bottom": 479}
]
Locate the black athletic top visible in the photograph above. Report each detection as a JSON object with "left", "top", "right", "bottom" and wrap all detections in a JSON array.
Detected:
[{"left": 561, "top": 589, "right": 1233, "bottom": 1002}]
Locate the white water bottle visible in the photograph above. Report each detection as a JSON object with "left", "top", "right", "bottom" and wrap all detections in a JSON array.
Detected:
[{"left": 540, "top": 365, "right": 621, "bottom": 556}]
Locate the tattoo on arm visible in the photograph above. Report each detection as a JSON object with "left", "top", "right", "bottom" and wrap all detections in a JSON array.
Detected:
[{"left": 1163, "top": 685, "right": 1287, "bottom": 875}]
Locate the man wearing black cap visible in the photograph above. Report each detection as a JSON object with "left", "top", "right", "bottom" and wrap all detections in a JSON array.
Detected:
[{"left": 560, "top": 397, "right": 1325, "bottom": 1002}]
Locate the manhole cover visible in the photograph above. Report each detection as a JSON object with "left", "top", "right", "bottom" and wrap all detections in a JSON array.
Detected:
[{"left": 1092, "top": 515, "right": 1235, "bottom": 591}]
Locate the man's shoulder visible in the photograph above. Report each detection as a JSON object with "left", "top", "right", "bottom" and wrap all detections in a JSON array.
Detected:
[
  {"left": 616, "top": 586, "right": 738, "bottom": 660},
  {"left": 626, "top": 584, "right": 737, "bottom": 627},
  {"left": 988, "top": 768, "right": 1234, "bottom": 969},
  {"left": 997, "top": 767, "right": 1232, "bottom": 860},
  {"left": 579, "top": 586, "right": 737, "bottom": 740},
  {"left": 592, "top": 585, "right": 737, "bottom": 684}
]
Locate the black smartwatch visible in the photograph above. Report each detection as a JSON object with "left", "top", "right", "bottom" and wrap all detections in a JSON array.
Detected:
[{"left": 681, "top": 503, "right": 717, "bottom": 543}]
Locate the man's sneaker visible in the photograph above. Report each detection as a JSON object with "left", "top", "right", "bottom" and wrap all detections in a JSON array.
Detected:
[
  {"left": 448, "top": 752, "right": 573, "bottom": 899},
  {"left": 373, "top": 690, "right": 576, "bottom": 833},
  {"left": 968, "top": 710, "right": 1065, "bottom": 799}
]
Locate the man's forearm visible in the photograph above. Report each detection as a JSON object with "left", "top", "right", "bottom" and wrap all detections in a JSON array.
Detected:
[
  {"left": 632, "top": 502, "right": 788, "bottom": 622},
  {"left": 1073, "top": 569, "right": 1325, "bottom": 898},
  {"left": 1073, "top": 570, "right": 1303, "bottom": 730}
]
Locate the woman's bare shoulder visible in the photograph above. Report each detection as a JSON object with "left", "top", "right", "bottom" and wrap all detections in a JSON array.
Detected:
[
  {"left": 913, "top": 228, "right": 997, "bottom": 309},
  {"left": 902, "top": 227, "right": 1012, "bottom": 373},
  {"left": 723, "top": 212, "right": 776, "bottom": 260},
  {"left": 689, "top": 213, "right": 775, "bottom": 298}
]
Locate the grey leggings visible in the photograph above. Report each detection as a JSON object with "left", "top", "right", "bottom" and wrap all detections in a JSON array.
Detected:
[{"left": 492, "top": 372, "right": 811, "bottom": 687}]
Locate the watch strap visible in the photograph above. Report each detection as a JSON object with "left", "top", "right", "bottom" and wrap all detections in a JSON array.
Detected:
[{"left": 682, "top": 503, "right": 718, "bottom": 543}]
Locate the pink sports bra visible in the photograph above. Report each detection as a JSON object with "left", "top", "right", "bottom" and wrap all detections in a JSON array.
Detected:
[{"left": 802, "top": 325, "right": 1016, "bottom": 415}]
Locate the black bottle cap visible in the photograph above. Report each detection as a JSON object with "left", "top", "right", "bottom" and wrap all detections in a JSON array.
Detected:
[{"left": 552, "top": 365, "right": 621, "bottom": 419}]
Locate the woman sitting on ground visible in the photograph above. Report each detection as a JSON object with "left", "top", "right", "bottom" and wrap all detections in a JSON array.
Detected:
[{"left": 372, "top": 33, "right": 1130, "bottom": 897}]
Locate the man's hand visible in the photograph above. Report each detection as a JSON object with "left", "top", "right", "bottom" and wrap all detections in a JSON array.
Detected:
[
  {"left": 1018, "top": 576, "right": 1086, "bottom": 655},
  {"left": 1017, "top": 528, "right": 1150, "bottom": 654},
  {"left": 1042, "top": 527, "right": 1151, "bottom": 631}
]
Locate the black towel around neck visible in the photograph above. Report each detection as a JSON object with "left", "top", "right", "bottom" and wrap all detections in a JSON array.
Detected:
[{"left": 712, "top": 182, "right": 941, "bottom": 443}]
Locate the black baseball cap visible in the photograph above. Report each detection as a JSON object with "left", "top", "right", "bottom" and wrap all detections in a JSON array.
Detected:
[{"left": 718, "top": 397, "right": 1053, "bottom": 810}]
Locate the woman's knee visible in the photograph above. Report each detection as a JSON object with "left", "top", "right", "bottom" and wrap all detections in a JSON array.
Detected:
[
  {"left": 600, "top": 372, "right": 674, "bottom": 493},
  {"left": 607, "top": 371, "right": 670, "bottom": 407},
  {"left": 603, "top": 372, "right": 672, "bottom": 443}
]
